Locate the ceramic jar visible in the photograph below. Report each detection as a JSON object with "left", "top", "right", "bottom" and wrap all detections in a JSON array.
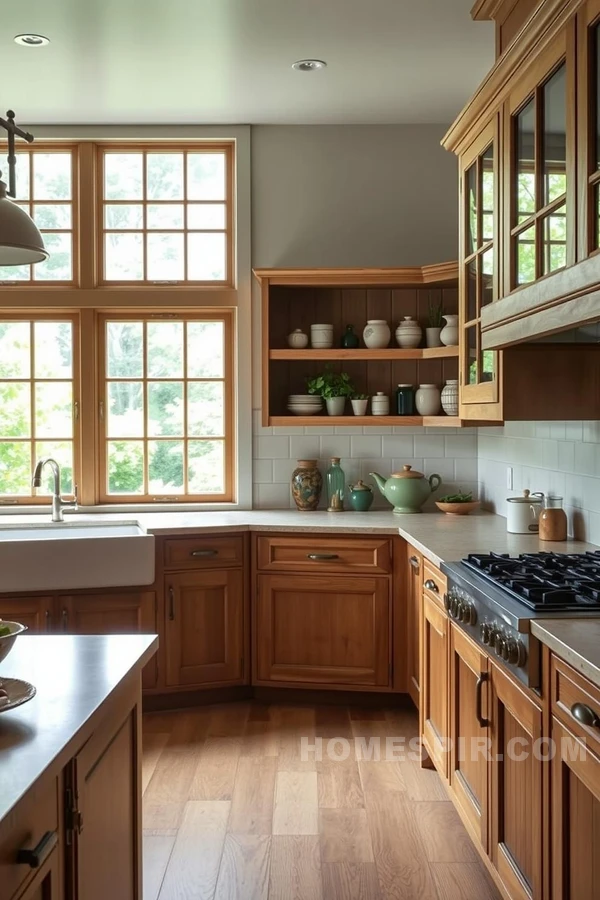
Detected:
[
  {"left": 351, "top": 397, "right": 368, "bottom": 416},
  {"left": 347, "top": 480, "right": 374, "bottom": 512},
  {"left": 395, "top": 316, "right": 422, "bottom": 349},
  {"left": 311, "top": 324, "right": 334, "bottom": 349},
  {"left": 371, "top": 392, "right": 390, "bottom": 416},
  {"left": 415, "top": 383, "right": 441, "bottom": 416},
  {"left": 341, "top": 324, "right": 360, "bottom": 348},
  {"left": 396, "top": 384, "right": 415, "bottom": 416},
  {"left": 539, "top": 496, "right": 568, "bottom": 541},
  {"left": 425, "top": 327, "right": 442, "bottom": 348},
  {"left": 441, "top": 380, "right": 459, "bottom": 416},
  {"left": 440, "top": 314, "right": 459, "bottom": 347},
  {"left": 291, "top": 459, "right": 323, "bottom": 511},
  {"left": 363, "top": 320, "right": 391, "bottom": 349},
  {"left": 287, "top": 328, "right": 309, "bottom": 349}
]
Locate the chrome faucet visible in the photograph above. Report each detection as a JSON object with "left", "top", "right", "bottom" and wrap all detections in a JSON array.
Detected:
[{"left": 32, "top": 457, "right": 78, "bottom": 523}]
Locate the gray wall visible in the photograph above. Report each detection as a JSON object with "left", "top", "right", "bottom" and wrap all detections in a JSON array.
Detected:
[{"left": 251, "top": 125, "right": 458, "bottom": 268}]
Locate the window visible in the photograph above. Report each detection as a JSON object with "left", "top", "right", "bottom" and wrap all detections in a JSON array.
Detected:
[
  {"left": 0, "top": 315, "right": 78, "bottom": 503},
  {"left": 99, "top": 144, "right": 233, "bottom": 284},
  {"left": 0, "top": 148, "right": 76, "bottom": 284},
  {"left": 98, "top": 313, "right": 233, "bottom": 502}
]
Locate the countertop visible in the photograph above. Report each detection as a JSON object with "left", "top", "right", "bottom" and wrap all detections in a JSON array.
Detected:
[
  {"left": 531, "top": 620, "right": 600, "bottom": 691},
  {"left": 1, "top": 509, "right": 597, "bottom": 568},
  {"left": 0, "top": 634, "right": 158, "bottom": 823}
]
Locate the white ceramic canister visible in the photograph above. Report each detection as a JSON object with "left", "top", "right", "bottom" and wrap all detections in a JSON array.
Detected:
[
  {"left": 415, "top": 383, "right": 441, "bottom": 416},
  {"left": 363, "top": 320, "right": 391, "bottom": 349},
  {"left": 506, "top": 490, "right": 545, "bottom": 534},
  {"left": 441, "top": 380, "right": 459, "bottom": 416},
  {"left": 371, "top": 391, "right": 390, "bottom": 416},
  {"left": 395, "top": 316, "right": 422, "bottom": 349},
  {"left": 440, "top": 314, "right": 459, "bottom": 347},
  {"left": 287, "top": 328, "right": 309, "bottom": 349},
  {"left": 310, "top": 323, "right": 334, "bottom": 349}
]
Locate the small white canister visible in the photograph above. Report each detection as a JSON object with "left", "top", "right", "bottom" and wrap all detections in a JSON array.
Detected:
[
  {"left": 371, "top": 392, "right": 390, "bottom": 416},
  {"left": 506, "top": 490, "right": 545, "bottom": 533}
]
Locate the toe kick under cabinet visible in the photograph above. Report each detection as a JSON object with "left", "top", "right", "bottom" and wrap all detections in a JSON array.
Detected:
[{"left": 253, "top": 534, "right": 393, "bottom": 689}]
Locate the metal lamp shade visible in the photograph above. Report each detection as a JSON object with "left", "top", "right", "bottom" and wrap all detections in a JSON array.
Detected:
[{"left": 0, "top": 180, "right": 47, "bottom": 265}]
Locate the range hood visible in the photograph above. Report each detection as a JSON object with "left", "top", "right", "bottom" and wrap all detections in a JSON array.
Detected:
[{"left": 481, "top": 257, "right": 600, "bottom": 349}]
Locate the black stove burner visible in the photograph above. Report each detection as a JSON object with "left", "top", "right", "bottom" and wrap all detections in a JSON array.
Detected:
[{"left": 462, "top": 550, "right": 600, "bottom": 611}]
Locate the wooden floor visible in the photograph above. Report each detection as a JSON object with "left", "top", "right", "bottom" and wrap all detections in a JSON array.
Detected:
[{"left": 142, "top": 701, "right": 501, "bottom": 900}]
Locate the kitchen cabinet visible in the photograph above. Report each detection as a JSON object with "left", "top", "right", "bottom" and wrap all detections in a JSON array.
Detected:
[
  {"left": 0, "top": 779, "right": 60, "bottom": 900},
  {"left": 164, "top": 568, "right": 245, "bottom": 688},
  {"left": 449, "top": 623, "right": 489, "bottom": 852},
  {"left": 0, "top": 596, "right": 53, "bottom": 634},
  {"left": 255, "top": 573, "right": 391, "bottom": 688},
  {"left": 489, "top": 661, "right": 543, "bottom": 900},
  {"left": 13, "top": 852, "right": 60, "bottom": 900},
  {"left": 579, "top": 0, "right": 600, "bottom": 259},
  {"left": 420, "top": 591, "right": 449, "bottom": 778},
  {"left": 405, "top": 546, "right": 422, "bottom": 707}
]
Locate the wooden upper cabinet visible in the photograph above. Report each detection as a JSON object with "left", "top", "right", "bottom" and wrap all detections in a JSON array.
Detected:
[
  {"left": 579, "top": 0, "right": 600, "bottom": 259},
  {"left": 459, "top": 116, "right": 501, "bottom": 407},
  {"left": 505, "top": 30, "right": 575, "bottom": 292}
]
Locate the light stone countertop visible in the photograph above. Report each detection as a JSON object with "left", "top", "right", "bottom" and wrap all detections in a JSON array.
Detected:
[
  {"left": 0, "top": 509, "right": 597, "bottom": 568},
  {"left": 531, "top": 620, "right": 600, "bottom": 691}
]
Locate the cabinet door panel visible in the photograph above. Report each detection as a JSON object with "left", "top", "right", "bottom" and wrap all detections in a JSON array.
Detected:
[
  {"left": 449, "top": 623, "right": 489, "bottom": 851},
  {"left": 165, "top": 569, "right": 244, "bottom": 687},
  {"left": 490, "top": 662, "right": 543, "bottom": 900},
  {"left": 552, "top": 717, "right": 600, "bottom": 900},
  {"left": 255, "top": 574, "right": 390, "bottom": 687},
  {"left": 420, "top": 592, "right": 448, "bottom": 778},
  {"left": 405, "top": 547, "right": 422, "bottom": 706},
  {"left": 0, "top": 597, "right": 53, "bottom": 634},
  {"left": 14, "top": 850, "right": 60, "bottom": 900}
]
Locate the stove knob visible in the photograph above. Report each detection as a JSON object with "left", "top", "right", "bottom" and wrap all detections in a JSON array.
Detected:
[
  {"left": 480, "top": 623, "right": 491, "bottom": 644},
  {"left": 450, "top": 597, "right": 460, "bottom": 619},
  {"left": 506, "top": 639, "right": 528, "bottom": 667},
  {"left": 501, "top": 640, "right": 510, "bottom": 661},
  {"left": 494, "top": 633, "right": 506, "bottom": 656},
  {"left": 443, "top": 593, "right": 451, "bottom": 612},
  {"left": 466, "top": 603, "right": 478, "bottom": 626}
]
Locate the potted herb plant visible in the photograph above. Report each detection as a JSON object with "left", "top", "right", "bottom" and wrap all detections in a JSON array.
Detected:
[
  {"left": 306, "top": 366, "right": 355, "bottom": 416},
  {"left": 426, "top": 299, "right": 444, "bottom": 348},
  {"left": 350, "top": 393, "right": 369, "bottom": 416}
]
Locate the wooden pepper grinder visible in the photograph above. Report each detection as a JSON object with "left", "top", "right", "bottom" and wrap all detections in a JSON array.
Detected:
[{"left": 539, "top": 496, "right": 568, "bottom": 542}]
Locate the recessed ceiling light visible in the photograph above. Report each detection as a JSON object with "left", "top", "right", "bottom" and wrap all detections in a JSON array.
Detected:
[
  {"left": 14, "top": 34, "right": 50, "bottom": 47},
  {"left": 292, "top": 59, "right": 327, "bottom": 72}
]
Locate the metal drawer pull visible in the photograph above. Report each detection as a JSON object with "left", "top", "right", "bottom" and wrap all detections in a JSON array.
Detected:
[
  {"left": 61, "top": 608, "right": 68, "bottom": 631},
  {"left": 475, "top": 672, "right": 490, "bottom": 728},
  {"left": 18, "top": 830, "right": 58, "bottom": 868},
  {"left": 409, "top": 556, "right": 420, "bottom": 571},
  {"left": 190, "top": 549, "right": 218, "bottom": 558},
  {"left": 168, "top": 586, "right": 175, "bottom": 621},
  {"left": 571, "top": 702, "right": 600, "bottom": 729},
  {"left": 307, "top": 553, "right": 340, "bottom": 561},
  {"left": 424, "top": 579, "right": 439, "bottom": 593}
]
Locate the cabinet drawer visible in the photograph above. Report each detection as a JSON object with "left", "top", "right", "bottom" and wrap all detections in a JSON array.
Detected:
[
  {"left": 0, "top": 777, "right": 59, "bottom": 900},
  {"left": 256, "top": 535, "right": 392, "bottom": 574},
  {"left": 423, "top": 559, "right": 447, "bottom": 607},
  {"left": 551, "top": 654, "right": 600, "bottom": 755},
  {"left": 164, "top": 535, "right": 244, "bottom": 570}
]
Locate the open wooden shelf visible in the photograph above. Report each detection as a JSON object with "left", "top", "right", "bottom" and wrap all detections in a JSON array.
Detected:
[
  {"left": 269, "top": 346, "right": 459, "bottom": 361},
  {"left": 270, "top": 415, "right": 463, "bottom": 428}
]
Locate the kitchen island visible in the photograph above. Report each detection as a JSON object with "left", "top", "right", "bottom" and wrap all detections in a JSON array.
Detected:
[{"left": 0, "top": 634, "right": 158, "bottom": 900}]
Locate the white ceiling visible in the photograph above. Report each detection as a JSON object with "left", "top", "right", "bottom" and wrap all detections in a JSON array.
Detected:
[{"left": 3, "top": 0, "right": 494, "bottom": 126}]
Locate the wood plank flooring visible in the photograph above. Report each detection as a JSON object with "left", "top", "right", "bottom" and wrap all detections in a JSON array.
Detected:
[{"left": 142, "top": 702, "right": 501, "bottom": 900}]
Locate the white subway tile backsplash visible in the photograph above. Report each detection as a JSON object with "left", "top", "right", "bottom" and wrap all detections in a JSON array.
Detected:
[
  {"left": 575, "top": 442, "right": 596, "bottom": 476},
  {"left": 254, "top": 483, "right": 291, "bottom": 509},
  {"left": 381, "top": 435, "right": 415, "bottom": 459},
  {"left": 255, "top": 435, "right": 290, "bottom": 459},
  {"left": 414, "top": 435, "right": 446, "bottom": 458},
  {"left": 444, "top": 435, "right": 477, "bottom": 458},
  {"left": 320, "top": 435, "right": 351, "bottom": 460},
  {"left": 253, "top": 459, "right": 273, "bottom": 483},
  {"left": 289, "top": 436, "right": 321, "bottom": 461},
  {"left": 350, "top": 435, "right": 383, "bottom": 458}
]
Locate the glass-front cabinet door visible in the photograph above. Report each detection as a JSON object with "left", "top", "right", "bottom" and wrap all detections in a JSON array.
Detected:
[
  {"left": 459, "top": 117, "right": 500, "bottom": 406},
  {"left": 507, "top": 33, "right": 574, "bottom": 289},
  {"left": 580, "top": 0, "right": 600, "bottom": 258}
]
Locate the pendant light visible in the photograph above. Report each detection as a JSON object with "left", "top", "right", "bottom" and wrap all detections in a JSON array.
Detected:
[{"left": 0, "top": 111, "right": 48, "bottom": 265}]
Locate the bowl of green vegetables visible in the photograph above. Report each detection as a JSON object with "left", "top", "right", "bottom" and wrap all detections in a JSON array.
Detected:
[
  {"left": 0, "top": 620, "right": 27, "bottom": 665},
  {"left": 435, "top": 491, "right": 480, "bottom": 516}
]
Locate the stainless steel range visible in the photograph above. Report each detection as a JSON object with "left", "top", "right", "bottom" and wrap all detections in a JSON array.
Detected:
[{"left": 441, "top": 551, "right": 600, "bottom": 690}]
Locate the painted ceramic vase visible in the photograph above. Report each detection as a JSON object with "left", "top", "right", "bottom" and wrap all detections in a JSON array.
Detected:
[
  {"left": 363, "top": 320, "right": 391, "bottom": 349},
  {"left": 441, "top": 379, "right": 459, "bottom": 416},
  {"left": 395, "top": 316, "right": 422, "bottom": 349},
  {"left": 291, "top": 459, "right": 323, "bottom": 511},
  {"left": 440, "top": 314, "right": 459, "bottom": 347}
]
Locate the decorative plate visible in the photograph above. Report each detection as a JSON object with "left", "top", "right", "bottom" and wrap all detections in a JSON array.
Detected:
[{"left": 0, "top": 678, "right": 37, "bottom": 713}]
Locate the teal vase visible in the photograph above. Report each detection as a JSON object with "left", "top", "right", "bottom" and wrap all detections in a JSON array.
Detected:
[
  {"left": 326, "top": 457, "right": 345, "bottom": 511},
  {"left": 341, "top": 325, "right": 360, "bottom": 349}
]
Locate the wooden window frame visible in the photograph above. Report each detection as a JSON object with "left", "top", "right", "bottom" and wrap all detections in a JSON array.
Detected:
[
  {"left": 0, "top": 311, "right": 81, "bottom": 506},
  {"left": 95, "top": 142, "right": 235, "bottom": 288},
  {"left": 0, "top": 144, "right": 79, "bottom": 288},
  {"left": 96, "top": 310, "right": 235, "bottom": 504}
]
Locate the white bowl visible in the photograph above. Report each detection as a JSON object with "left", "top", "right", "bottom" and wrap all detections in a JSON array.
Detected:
[
  {"left": 287, "top": 405, "right": 323, "bottom": 416},
  {"left": 0, "top": 621, "right": 27, "bottom": 665},
  {"left": 288, "top": 395, "right": 321, "bottom": 401}
]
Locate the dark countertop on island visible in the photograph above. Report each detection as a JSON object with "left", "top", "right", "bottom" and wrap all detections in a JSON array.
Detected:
[{"left": 0, "top": 634, "right": 158, "bottom": 823}]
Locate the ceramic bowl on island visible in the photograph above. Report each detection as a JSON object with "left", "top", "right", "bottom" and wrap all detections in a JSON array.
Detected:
[{"left": 0, "top": 620, "right": 27, "bottom": 665}]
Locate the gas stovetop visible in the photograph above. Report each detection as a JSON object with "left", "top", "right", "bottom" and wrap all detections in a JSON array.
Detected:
[{"left": 462, "top": 551, "right": 600, "bottom": 612}]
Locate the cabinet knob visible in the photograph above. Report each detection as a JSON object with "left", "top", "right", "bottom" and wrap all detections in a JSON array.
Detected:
[
  {"left": 424, "top": 579, "right": 439, "bottom": 593},
  {"left": 571, "top": 702, "right": 600, "bottom": 729},
  {"left": 17, "top": 831, "right": 58, "bottom": 868}
]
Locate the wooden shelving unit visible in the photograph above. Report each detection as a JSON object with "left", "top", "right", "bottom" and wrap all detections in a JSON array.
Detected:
[{"left": 254, "top": 265, "right": 463, "bottom": 428}]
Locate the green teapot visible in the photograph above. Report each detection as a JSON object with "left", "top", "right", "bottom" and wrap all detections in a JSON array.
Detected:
[
  {"left": 347, "top": 480, "right": 374, "bottom": 512},
  {"left": 370, "top": 465, "right": 442, "bottom": 514}
]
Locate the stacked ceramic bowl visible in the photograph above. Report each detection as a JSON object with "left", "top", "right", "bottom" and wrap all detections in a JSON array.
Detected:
[{"left": 287, "top": 394, "right": 323, "bottom": 416}]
